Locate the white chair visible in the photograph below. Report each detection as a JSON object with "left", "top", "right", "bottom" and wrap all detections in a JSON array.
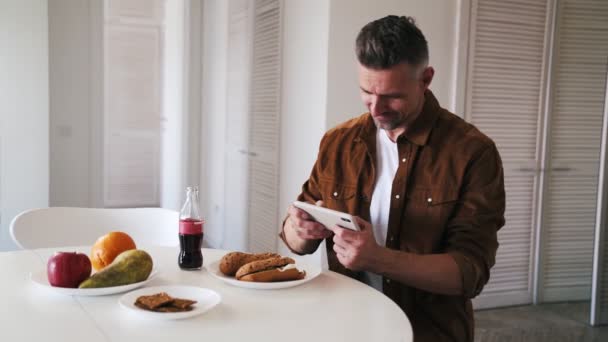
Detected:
[{"left": 10, "top": 207, "right": 180, "bottom": 249}]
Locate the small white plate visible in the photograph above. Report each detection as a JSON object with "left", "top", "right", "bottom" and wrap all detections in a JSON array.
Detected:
[
  {"left": 206, "top": 259, "right": 322, "bottom": 290},
  {"left": 119, "top": 285, "right": 221, "bottom": 320},
  {"left": 30, "top": 269, "right": 158, "bottom": 296}
]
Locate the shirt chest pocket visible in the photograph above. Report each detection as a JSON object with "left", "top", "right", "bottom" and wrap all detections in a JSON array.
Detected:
[
  {"left": 405, "top": 187, "right": 460, "bottom": 229},
  {"left": 319, "top": 178, "right": 358, "bottom": 214}
]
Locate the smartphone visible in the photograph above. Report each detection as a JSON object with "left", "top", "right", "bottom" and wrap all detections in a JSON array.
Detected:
[{"left": 292, "top": 201, "right": 360, "bottom": 231}]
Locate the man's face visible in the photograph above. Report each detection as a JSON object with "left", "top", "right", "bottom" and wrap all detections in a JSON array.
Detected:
[{"left": 358, "top": 62, "right": 433, "bottom": 131}]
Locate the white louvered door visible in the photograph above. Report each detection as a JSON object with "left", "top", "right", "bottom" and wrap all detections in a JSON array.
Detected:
[
  {"left": 103, "top": 0, "right": 164, "bottom": 207},
  {"left": 223, "top": 0, "right": 282, "bottom": 253},
  {"left": 246, "top": 0, "right": 282, "bottom": 253},
  {"left": 592, "top": 68, "right": 608, "bottom": 325},
  {"left": 223, "top": 0, "right": 252, "bottom": 251},
  {"left": 465, "top": 0, "right": 552, "bottom": 309},
  {"left": 539, "top": 0, "right": 608, "bottom": 302}
]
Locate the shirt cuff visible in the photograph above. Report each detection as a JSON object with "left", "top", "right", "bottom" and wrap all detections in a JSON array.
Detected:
[{"left": 448, "top": 250, "right": 484, "bottom": 299}]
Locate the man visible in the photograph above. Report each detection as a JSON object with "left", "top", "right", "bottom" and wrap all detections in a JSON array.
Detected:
[{"left": 279, "top": 15, "right": 505, "bottom": 342}]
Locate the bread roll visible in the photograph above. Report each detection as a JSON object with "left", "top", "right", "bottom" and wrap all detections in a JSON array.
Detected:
[
  {"left": 219, "top": 252, "right": 280, "bottom": 276},
  {"left": 238, "top": 268, "right": 306, "bottom": 282},
  {"left": 235, "top": 256, "right": 306, "bottom": 282}
]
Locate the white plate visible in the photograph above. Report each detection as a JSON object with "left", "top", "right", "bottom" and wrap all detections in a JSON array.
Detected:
[
  {"left": 206, "top": 259, "right": 322, "bottom": 290},
  {"left": 119, "top": 285, "right": 221, "bottom": 320},
  {"left": 30, "top": 269, "right": 158, "bottom": 296}
]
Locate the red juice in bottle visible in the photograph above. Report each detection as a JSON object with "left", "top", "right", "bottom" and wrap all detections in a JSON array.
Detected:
[{"left": 178, "top": 187, "right": 204, "bottom": 270}]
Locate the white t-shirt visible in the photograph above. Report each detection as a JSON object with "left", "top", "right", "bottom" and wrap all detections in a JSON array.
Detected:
[{"left": 363, "top": 128, "right": 399, "bottom": 291}]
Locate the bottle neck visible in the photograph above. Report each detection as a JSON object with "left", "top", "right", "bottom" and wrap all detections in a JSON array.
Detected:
[{"left": 180, "top": 187, "right": 201, "bottom": 220}]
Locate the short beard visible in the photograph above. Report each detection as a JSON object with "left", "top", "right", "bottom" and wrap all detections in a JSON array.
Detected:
[{"left": 372, "top": 115, "right": 404, "bottom": 131}]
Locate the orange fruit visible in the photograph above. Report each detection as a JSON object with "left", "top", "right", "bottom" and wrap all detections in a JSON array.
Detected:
[{"left": 90, "top": 231, "right": 136, "bottom": 271}]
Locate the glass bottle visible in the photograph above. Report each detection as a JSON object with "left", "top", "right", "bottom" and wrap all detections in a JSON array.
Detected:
[{"left": 178, "top": 186, "right": 203, "bottom": 270}]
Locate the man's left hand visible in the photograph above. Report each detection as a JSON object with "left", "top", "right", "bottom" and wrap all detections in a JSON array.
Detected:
[{"left": 327, "top": 217, "right": 380, "bottom": 271}]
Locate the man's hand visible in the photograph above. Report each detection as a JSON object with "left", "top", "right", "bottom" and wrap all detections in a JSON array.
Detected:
[
  {"left": 327, "top": 217, "right": 380, "bottom": 271},
  {"left": 286, "top": 201, "right": 333, "bottom": 240},
  {"left": 282, "top": 201, "right": 332, "bottom": 254}
]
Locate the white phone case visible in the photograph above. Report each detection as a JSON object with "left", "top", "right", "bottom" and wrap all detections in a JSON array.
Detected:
[{"left": 293, "top": 201, "right": 360, "bottom": 231}]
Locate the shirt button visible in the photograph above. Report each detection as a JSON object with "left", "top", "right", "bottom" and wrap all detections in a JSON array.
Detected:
[
  {"left": 386, "top": 279, "right": 391, "bottom": 284},
  {"left": 333, "top": 191, "right": 338, "bottom": 197},
  {"left": 395, "top": 194, "right": 400, "bottom": 199},
  {"left": 389, "top": 236, "right": 394, "bottom": 243},
  {"left": 402, "top": 158, "right": 407, "bottom": 163},
  {"left": 427, "top": 197, "right": 432, "bottom": 203}
]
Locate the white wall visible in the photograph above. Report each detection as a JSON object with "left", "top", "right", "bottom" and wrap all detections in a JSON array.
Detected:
[
  {"left": 49, "top": 0, "right": 187, "bottom": 210},
  {"left": 0, "top": 0, "right": 49, "bottom": 251},
  {"left": 49, "top": 0, "right": 92, "bottom": 207},
  {"left": 161, "top": 0, "right": 186, "bottom": 211},
  {"left": 48, "top": 0, "right": 103, "bottom": 208},
  {"left": 277, "top": 0, "right": 330, "bottom": 259},
  {"left": 325, "top": 0, "right": 462, "bottom": 128},
  {"left": 200, "top": 0, "right": 229, "bottom": 248},
  {"left": 184, "top": 0, "right": 203, "bottom": 195}
]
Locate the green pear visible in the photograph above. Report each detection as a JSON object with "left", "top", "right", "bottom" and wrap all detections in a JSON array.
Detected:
[{"left": 79, "top": 249, "right": 153, "bottom": 288}]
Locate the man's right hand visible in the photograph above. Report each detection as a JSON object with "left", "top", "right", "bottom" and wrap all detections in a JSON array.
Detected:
[{"left": 283, "top": 201, "right": 333, "bottom": 253}]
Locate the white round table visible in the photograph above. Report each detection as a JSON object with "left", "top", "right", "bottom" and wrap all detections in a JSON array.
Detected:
[{"left": 1, "top": 246, "right": 412, "bottom": 342}]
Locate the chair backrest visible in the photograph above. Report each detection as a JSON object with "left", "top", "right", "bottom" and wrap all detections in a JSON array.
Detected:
[{"left": 10, "top": 207, "right": 180, "bottom": 249}]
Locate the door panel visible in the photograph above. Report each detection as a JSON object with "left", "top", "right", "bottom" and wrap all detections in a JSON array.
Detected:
[
  {"left": 466, "top": 0, "right": 551, "bottom": 309},
  {"left": 539, "top": 0, "right": 608, "bottom": 302}
]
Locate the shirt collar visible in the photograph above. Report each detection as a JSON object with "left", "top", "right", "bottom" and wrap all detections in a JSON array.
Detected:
[
  {"left": 403, "top": 90, "right": 440, "bottom": 146},
  {"left": 358, "top": 89, "right": 441, "bottom": 147}
]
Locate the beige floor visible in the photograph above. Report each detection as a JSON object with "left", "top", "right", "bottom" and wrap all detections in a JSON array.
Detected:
[{"left": 474, "top": 302, "right": 608, "bottom": 342}]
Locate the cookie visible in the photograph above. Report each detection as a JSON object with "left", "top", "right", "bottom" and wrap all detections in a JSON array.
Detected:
[
  {"left": 135, "top": 292, "right": 173, "bottom": 310},
  {"left": 134, "top": 293, "right": 197, "bottom": 313},
  {"left": 154, "top": 305, "right": 194, "bottom": 313},
  {"left": 171, "top": 298, "right": 198, "bottom": 309}
]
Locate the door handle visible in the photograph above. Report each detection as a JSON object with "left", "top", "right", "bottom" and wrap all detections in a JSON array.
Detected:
[
  {"left": 237, "top": 149, "right": 258, "bottom": 157},
  {"left": 517, "top": 167, "right": 540, "bottom": 172},
  {"left": 516, "top": 167, "right": 573, "bottom": 172}
]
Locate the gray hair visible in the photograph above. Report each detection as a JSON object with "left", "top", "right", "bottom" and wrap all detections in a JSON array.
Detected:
[{"left": 356, "top": 15, "right": 429, "bottom": 69}]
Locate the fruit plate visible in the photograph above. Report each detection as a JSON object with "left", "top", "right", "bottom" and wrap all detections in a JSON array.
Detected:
[
  {"left": 206, "top": 260, "right": 322, "bottom": 290},
  {"left": 30, "top": 269, "right": 158, "bottom": 296},
  {"left": 119, "top": 285, "right": 221, "bottom": 320}
]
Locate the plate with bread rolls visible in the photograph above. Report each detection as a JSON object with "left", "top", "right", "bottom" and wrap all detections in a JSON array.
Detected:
[{"left": 206, "top": 252, "right": 322, "bottom": 290}]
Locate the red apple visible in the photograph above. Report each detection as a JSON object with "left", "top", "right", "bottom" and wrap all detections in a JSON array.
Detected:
[{"left": 47, "top": 252, "right": 92, "bottom": 288}]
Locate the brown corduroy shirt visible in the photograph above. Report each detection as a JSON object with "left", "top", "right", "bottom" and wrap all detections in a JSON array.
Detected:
[{"left": 280, "top": 90, "right": 505, "bottom": 342}]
